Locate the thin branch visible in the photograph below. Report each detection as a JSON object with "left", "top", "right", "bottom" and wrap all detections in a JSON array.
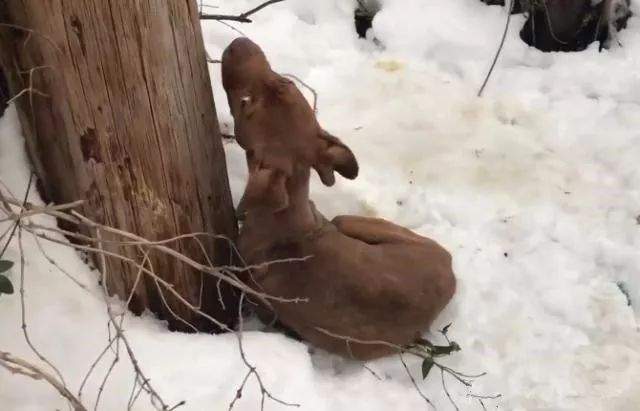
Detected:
[
  {"left": 229, "top": 292, "right": 300, "bottom": 411},
  {"left": 214, "top": 20, "right": 247, "bottom": 37},
  {"left": 0, "top": 23, "right": 63, "bottom": 55},
  {"left": 18, "top": 225, "right": 68, "bottom": 389},
  {"left": 18, "top": 219, "right": 309, "bottom": 309},
  {"left": 199, "top": 0, "right": 285, "bottom": 23},
  {"left": 0, "top": 172, "right": 32, "bottom": 258},
  {"left": 0, "top": 351, "right": 87, "bottom": 411},
  {"left": 94, "top": 227, "right": 180, "bottom": 411},
  {"left": 77, "top": 336, "right": 117, "bottom": 401},
  {"left": 32, "top": 233, "right": 88, "bottom": 290},
  {"left": 0, "top": 183, "right": 310, "bottom": 410},
  {"left": 441, "top": 368, "right": 459, "bottom": 411},
  {"left": 316, "top": 327, "right": 494, "bottom": 405},
  {"left": 398, "top": 353, "right": 435, "bottom": 409}
]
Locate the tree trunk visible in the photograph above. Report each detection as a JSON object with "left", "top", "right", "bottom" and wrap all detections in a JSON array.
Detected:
[{"left": 0, "top": 0, "right": 239, "bottom": 332}]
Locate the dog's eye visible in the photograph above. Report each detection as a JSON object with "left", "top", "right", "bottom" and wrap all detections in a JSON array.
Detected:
[{"left": 240, "top": 95, "right": 252, "bottom": 108}]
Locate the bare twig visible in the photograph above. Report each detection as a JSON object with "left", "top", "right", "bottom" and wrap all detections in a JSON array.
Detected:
[
  {"left": 0, "top": 172, "right": 32, "bottom": 258},
  {"left": 94, "top": 227, "right": 181, "bottom": 411},
  {"left": 32, "top": 234, "right": 88, "bottom": 290},
  {"left": 316, "top": 327, "right": 495, "bottom": 407},
  {"left": 18, "top": 224, "right": 68, "bottom": 389},
  {"left": 0, "top": 351, "right": 87, "bottom": 411},
  {"left": 94, "top": 339, "right": 120, "bottom": 411},
  {"left": 77, "top": 336, "right": 117, "bottom": 401},
  {"left": 0, "top": 184, "right": 304, "bottom": 410},
  {"left": 229, "top": 292, "right": 300, "bottom": 411},
  {"left": 215, "top": 20, "right": 247, "bottom": 37},
  {"left": 199, "top": 0, "right": 285, "bottom": 23},
  {"left": 398, "top": 353, "right": 435, "bottom": 409},
  {"left": 441, "top": 368, "right": 459, "bottom": 411},
  {"left": 0, "top": 199, "right": 84, "bottom": 223},
  {"left": 0, "top": 23, "right": 63, "bottom": 55}
]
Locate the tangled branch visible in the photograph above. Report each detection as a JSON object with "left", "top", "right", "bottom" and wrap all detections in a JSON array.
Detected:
[
  {"left": 0, "top": 181, "right": 302, "bottom": 410},
  {"left": 199, "top": 0, "right": 285, "bottom": 23},
  {"left": 0, "top": 351, "right": 86, "bottom": 411},
  {"left": 316, "top": 326, "right": 500, "bottom": 409}
]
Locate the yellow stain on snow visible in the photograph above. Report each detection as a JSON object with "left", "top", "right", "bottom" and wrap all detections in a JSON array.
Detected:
[{"left": 375, "top": 60, "right": 404, "bottom": 72}]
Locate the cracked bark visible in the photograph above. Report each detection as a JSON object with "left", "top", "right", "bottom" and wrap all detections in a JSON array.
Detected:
[{"left": 0, "top": 0, "right": 239, "bottom": 332}]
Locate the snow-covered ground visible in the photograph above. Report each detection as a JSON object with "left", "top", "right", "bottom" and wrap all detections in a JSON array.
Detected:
[{"left": 1, "top": 0, "right": 640, "bottom": 410}]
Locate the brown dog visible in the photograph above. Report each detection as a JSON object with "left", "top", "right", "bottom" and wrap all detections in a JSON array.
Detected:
[{"left": 222, "top": 37, "right": 456, "bottom": 360}]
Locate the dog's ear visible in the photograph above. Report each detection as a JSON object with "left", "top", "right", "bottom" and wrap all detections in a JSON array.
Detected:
[
  {"left": 237, "top": 160, "right": 289, "bottom": 218},
  {"left": 313, "top": 130, "right": 359, "bottom": 186}
]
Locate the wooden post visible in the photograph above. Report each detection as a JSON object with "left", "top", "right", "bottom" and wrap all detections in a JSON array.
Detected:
[{"left": 0, "top": 1, "right": 239, "bottom": 332}]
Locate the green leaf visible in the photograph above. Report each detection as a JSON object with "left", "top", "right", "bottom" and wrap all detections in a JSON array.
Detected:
[
  {"left": 0, "top": 275, "right": 14, "bottom": 295},
  {"left": 421, "top": 358, "right": 434, "bottom": 380},
  {"left": 0, "top": 260, "right": 15, "bottom": 274}
]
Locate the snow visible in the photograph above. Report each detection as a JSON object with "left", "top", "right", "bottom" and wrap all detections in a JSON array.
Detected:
[{"left": 1, "top": 0, "right": 640, "bottom": 410}]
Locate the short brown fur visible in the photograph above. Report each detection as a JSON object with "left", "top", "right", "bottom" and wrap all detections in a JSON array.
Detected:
[{"left": 222, "top": 37, "right": 456, "bottom": 360}]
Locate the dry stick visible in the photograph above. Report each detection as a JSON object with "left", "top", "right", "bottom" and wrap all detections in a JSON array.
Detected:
[
  {"left": 441, "top": 368, "right": 459, "bottom": 411},
  {"left": 316, "top": 328, "right": 490, "bottom": 397},
  {"left": 22, "top": 229, "right": 232, "bottom": 332},
  {"left": 22, "top": 223, "right": 307, "bottom": 310},
  {"left": 32, "top": 234, "right": 88, "bottom": 290},
  {"left": 477, "top": 0, "right": 514, "bottom": 97},
  {"left": 77, "top": 336, "right": 117, "bottom": 402},
  {"left": 189, "top": 235, "right": 218, "bottom": 309},
  {"left": 214, "top": 20, "right": 247, "bottom": 37},
  {"left": 470, "top": 392, "right": 502, "bottom": 411},
  {"left": 129, "top": 379, "right": 148, "bottom": 411},
  {"left": 127, "top": 373, "right": 142, "bottom": 410},
  {"left": 124, "top": 249, "right": 151, "bottom": 309},
  {"left": 93, "top": 251, "right": 150, "bottom": 411},
  {"left": 362, "top": 363, "right": 383, "bottom": 381},
  {"left": 0, "top": 351, "right": 87, "bottom": 411},
  {"left": 71, "top": 210, "right": 309, "bottom": 304},
  {"left": 0, "top": 23, "right": 63, "bottom": 54},
  {"left": 26, "top": 222, "right": 227, "bottom": 248},
  {"left": 94, "top": 228, "right": 178, "bottom": 411},
  {"left": 281, "top": 73, "right": 318, "bottom": 113},
  {"left": 0, "top": 200, "right": 84, "bottom": 223},
  {"left": 5, "top": 84, "right": 48, "bottom": 104},
  {"left": 0, "top": 173, "right": 32, "bottom": 258},
  {"left": 199, "top": 0, "right": 285, "bottom": 23},
  {"left": 17, "top": 225, "right": 69, "bottom": 388},
  {"left": 94, "top": 340, "right": 120, "bottom": 411},
  {"left": 3, "top": 189, "right": 307, "bottom": 409},
  {"left": 229, "top": 292, "right": 300, "bottom": 411},
  {"left": 398, "top": 353, "right": 435, "bottom": 409},
  {"left": 149, "top": 257, "right": 200, "bottom": 333}
]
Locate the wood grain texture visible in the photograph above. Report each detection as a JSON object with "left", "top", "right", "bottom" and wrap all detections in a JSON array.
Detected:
[{"left": 0, "top": 0, "right": 239, "bottom": 332}]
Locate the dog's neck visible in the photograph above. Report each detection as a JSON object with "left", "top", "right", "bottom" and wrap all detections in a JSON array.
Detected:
[{"left": 242, "top": 168, "right": 324, "bottom": 244}]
